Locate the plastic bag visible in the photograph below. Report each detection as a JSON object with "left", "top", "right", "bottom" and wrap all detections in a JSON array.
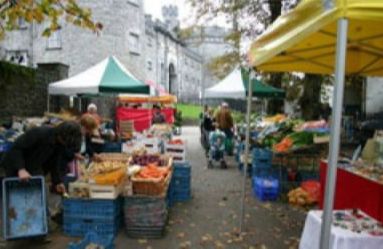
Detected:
[{"left": 301, "top": 180, "right": 321, "bottom": 203}]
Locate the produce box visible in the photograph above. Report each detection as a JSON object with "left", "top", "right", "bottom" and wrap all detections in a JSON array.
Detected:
[
  {"left": 63, "top": 198, "right": 121, "bottom": 220},
  {"left": 132, "top": 171, "right": 172, "bottom": 196},
  {"left": 89, "top": 177, "right": 128, "bottom": 199},
  {"left": 142, "top": 137, "right": 161, "bottom": 154},
  {"left": 2, "top": 176, "right": 48, "bottom": 240},
  {"left": 67, "top": 232, "right": 115, "bottom": 249},
  {"left": 63, "top": 198, "right": 122, "bottom": 237},
  {"left": 169, "top": 162, "right": 191, "bottom": 202},
  {"left": 98, "top": 153, "right": 130, "bottom": 163},
  {"left": 63, "top": 216, "right": 120, "bottom": 237},
  {"left": 123, "top": 195, "right": 168, "bottom": 239},
  {"left": 252, "top": 176, "right": 280, "bottom": 201}
]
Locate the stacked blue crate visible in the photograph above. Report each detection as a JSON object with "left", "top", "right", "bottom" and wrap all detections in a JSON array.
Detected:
[
  {"left": 67, "top": 232, "right": 115, "bottom": 249},
  {"left": 170, "top": 162, "right": 191, "bottom": 202},
  {"left": 63, "top": 198, "right": 122, "bottom": 237},
  {"left": 252, "top": 176, "right": 280, "bottom": 201},
  {"left": 252, "top": 148, "right": 273, "bottom": 177}
]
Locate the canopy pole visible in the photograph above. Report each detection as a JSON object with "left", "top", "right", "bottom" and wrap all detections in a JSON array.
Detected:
[
  {"left": 78, "top": 96, "right": 82, "bottom": 112},
  {"left": 319, "top": 18, "right": 348, "bottom": 249},
  {"left": 47, "top": 94, "right": 50, "bottom": 112},
  {"left": 240, "top": 69, "right": 254, "bottom": 234}
]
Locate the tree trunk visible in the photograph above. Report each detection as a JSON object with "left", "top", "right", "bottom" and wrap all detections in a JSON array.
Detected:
[
  {"left": 299, "top": 74, "right": 322, "bottom": 120},
  {"left": 267, "top": 0, "right": 283, "bottom": 114}
]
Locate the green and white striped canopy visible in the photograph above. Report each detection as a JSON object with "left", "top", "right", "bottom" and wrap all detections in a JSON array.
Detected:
[{"left": 48, "top": 56, "right": 149, "bottom": 96}]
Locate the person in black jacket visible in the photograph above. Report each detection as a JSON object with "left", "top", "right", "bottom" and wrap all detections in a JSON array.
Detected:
[{"left": 0, "top": 121, "right": 82, "bottom": 194}]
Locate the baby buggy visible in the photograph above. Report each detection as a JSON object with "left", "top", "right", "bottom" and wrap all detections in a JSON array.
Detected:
[{"left": 207, "top": 129, "right": 227, "bottom": 169}]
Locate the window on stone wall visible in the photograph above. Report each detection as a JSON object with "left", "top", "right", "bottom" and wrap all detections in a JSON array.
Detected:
[
  {"left": 18, "top": 17, "right": 27, "bottom": 29},
  {"left": 47, "top": 28, "right": 62, "bottom": 49},
  {"left": 129, "top": 33, "right": 140, "bottom": 54},
  {"left": 147, "top": 60, "right": 152, "bottom": 71},
  {"left": 147, "top": 37, "right": 152, "bottom": 47},
  {"left": 127, "top": 0, "right": 139, "bottom": 6},
  {"left": 5, "top": 50, "right": 29, "bottom": 66}
]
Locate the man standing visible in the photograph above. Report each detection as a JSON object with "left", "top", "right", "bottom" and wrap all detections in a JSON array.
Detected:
[{"left": 215, "top": 102, "right": 234, "bottom": 155}]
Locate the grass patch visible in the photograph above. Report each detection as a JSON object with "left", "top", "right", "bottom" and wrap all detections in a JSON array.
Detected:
[{"left": 176, "top": 103, "right": 202, "bottom": 120}]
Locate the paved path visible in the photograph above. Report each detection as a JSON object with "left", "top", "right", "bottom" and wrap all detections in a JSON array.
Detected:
[{"left": 4, "top": 126, "right": 307, "bottom": 249}]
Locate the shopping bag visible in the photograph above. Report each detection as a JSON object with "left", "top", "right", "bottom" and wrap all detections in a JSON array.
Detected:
[{"left": 361, "top": 138, "right": 378, "bottom": 163}]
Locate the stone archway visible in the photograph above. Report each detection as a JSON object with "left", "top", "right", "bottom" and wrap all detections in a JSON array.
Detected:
[{"left": 168, "top": 63, "right": 177, "bottom": 95}]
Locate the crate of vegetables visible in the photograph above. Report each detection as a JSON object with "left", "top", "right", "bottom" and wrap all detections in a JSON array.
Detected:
[
  {"left": 142, "top": 137, "right": 161, "bottom": 154},
  {"left": 132, "top": 167, "right": 172, "bottom": 196},
  {"left": 165, "top": 139, "right": 186, "bottom": 163},
  {"left": 98, "top": 153, "right": 130, "bottom": 163}
]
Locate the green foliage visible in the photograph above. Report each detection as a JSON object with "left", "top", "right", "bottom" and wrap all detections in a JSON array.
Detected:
[
  {"left": 176, "top": 103, "right": 202, "bottom": 120},
  {"left": 0, "top": 60, "right": 36, "bottom": 88},
  {"left": 0, "top": 0, "right": 102, "bottom": 39}
]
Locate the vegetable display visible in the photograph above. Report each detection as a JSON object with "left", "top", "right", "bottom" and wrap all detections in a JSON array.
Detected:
[{"left": 136, "top": 164, "right": 171, "bottom": 180}]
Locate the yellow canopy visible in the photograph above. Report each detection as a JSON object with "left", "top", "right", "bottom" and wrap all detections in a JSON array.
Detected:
[
  {"left": 248, "top": 0, "right": 383, "bottom": 76},
  {"left": 117, "top": 95, "right": 177, "bottom": 104}
]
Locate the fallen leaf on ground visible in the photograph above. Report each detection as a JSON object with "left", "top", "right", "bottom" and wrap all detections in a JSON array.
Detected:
[
  {"left": 214, "top": 240, "right": 225, "bottom": 248},
  {"left": 218, "top": 202, "right": 226, "bottom": 207},
  {"left": 177, "top": 232, "right": 186, "bottom": 239},
  {"left": 179, "top": 241, "right": 192, "bottom": 249},
  {"left": 138, "top": 239, "right": 148, "bottom": 244},
  {"left": 189, "top": 223, "right": 196, "bottom": 227}
]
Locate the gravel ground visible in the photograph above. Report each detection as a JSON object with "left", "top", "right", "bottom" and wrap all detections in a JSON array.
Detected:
[{"left": 2, "top": 126, "right": 308, "bottom": 249}]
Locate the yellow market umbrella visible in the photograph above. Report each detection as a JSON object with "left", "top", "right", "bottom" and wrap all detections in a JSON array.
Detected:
[
  {"left": 243, "top": 1, "right": 383, "bottom": 248},
  {"left": 248, "top": 0, "right": 383, "bottom": 76}
]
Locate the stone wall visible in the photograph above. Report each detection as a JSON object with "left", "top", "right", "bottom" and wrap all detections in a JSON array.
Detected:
[{"left": 0, "top": 61, "right": 69, "bottom": 122}]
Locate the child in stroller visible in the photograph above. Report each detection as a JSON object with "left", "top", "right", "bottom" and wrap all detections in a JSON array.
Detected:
[{"left": 208, "top": 125, "right": 228, "bottom": 169}]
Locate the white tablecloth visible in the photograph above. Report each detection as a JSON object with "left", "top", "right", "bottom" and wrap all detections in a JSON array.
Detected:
[{"left": 299, "top": 210, "right": 383, "bottom": 249}]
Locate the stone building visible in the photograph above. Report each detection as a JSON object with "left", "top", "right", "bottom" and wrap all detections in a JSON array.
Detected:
[
  {"left": 144, "top": 10, "right": 203, "bottom": 103},
  {"left": 1, "top": 0, "right": 146, "bottom": 79},
  {"left": 184, "top": 25, "right": 234, "bottom": 97},
  {"left": 0, "top": 2, "right": 230, "bottom": 106}
]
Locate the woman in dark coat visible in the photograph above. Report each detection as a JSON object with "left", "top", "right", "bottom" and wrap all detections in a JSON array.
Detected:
[{"left": 0, "top": 121, "right": 82, "bottom": 193}]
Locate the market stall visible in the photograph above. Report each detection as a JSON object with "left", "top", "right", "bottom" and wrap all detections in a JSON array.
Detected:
[
  {"left": 205, "top": 67, "right": 285, "bottom": 99},
  {"left": 300, "top": 210, "right": 383, "bottom": 249},
  {"left": 48, "top": 56, "right": 149, "bottom": 96},
  {"left": 246, "top": 0, "right": 383, "bottom": 247},
  {"left": 115, "top": 95, "right": 177, "bottom": 132},
  {"left": 319, "top": 161, "right": 383, "bottom": 223}
]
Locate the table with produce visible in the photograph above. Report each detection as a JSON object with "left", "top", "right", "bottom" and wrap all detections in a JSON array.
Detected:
[{"left": 300, "top": 209, "right": 383, "bottom": 249}]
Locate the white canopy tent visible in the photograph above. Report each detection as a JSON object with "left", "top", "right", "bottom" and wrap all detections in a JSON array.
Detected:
[{"left": 205, "top": 69, "right": 246, "bottom": 99}]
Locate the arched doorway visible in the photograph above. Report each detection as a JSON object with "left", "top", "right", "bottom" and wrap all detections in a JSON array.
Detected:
[{"left": 169, "top": 63, "right": 177, "bottom": 95}]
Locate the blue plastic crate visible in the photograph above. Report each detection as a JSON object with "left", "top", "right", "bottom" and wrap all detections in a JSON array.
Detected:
[
  {"left": 0, "top": 142, "right": 12, "bottom": 153},
  {"left": 102, "top": 142, "right": 122, "bottom": 153},
  {"left": 173, "top": 162, "right": 191, "bottom": 178},
  {"left": 68, "top": 232, "right": 115, "bottom": 249},
  {"left": 252, "top": 177, "right": 279, "bottom": 201},
  {"left": 2, "top": 176, "right": 48, "bottom": 240},
  {"left": 252, "top": 160, "right": 272, "bottom": 169},
  {"left": 173, "top": 191, "right": 191, "bottom": 202},
  {"left": 173, "top": 189, "right": 191, "bottom": 202},
  {"left": 171, "top": 176, "right": 191, "bottom": 190},
  {"left": 63, "top": 216, "right": 120, "bottom": 237},
  {"left": 252, "top": 148, "right": 273, "bottom": 161},
  {"left": 63, "top": 198, "right": 121, "bottom": 220}
]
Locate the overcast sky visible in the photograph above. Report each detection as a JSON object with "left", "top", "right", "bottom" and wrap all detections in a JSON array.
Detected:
[
  {"left": 144, "top": 0, "right": 190, "bottom": 25},
  {"left": 143, "top": 0, "right": 229, "bottom": 28}
]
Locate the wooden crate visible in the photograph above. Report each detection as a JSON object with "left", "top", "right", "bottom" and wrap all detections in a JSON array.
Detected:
[{"left": 89, "top": 178, "right": 127, "bottom": 199}]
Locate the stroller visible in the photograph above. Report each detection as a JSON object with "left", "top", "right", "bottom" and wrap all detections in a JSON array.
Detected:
[{"left": 207, "top": 129, "right": 227, "bottom": 169}]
